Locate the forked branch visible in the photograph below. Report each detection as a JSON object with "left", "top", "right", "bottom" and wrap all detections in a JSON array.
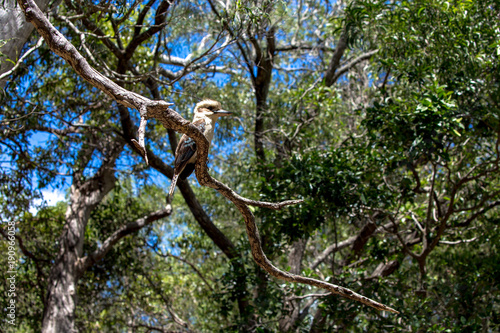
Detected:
[{"left": 17, "top": 0, "right": 398, "bottom": 314}]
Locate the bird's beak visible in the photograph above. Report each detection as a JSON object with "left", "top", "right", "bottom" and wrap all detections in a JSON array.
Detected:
[{"left": 214, "top": 109, "right": 232, "bottom": 116}]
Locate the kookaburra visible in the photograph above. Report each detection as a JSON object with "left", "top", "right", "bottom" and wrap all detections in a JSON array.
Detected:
[{"left": 167, "top": 99, "right": 232, "bottom": 202}]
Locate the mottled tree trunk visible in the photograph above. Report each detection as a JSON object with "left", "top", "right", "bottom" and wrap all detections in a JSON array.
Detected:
[
  {"left": 41, "top": 141, "right": 121, "bottom": 332},
  {"left": 279, "top": 238, "right": 307, "bottom": 332},
  {"left": 253, "top": 26, "right": 275, "bottom": 162}
]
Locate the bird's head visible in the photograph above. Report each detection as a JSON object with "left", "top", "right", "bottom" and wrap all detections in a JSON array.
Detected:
[{"left": 193, "top": 99, "right": 232, "bottom": 119}]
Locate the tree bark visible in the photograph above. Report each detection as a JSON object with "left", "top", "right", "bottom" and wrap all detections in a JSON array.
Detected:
[
  {"left": 279, "top": 238, "right": 307, "bottom": 332},
  {"left": 18, "top": 0, "right": 399, "bottom": 315},
  {"left": 41, "top": 140, "right": 122, "bottom": 332},
  {"left": 253, "top": 26, "right": 275, "bottom": 162},
  {"left": 41, "top": 239, "right": 79, "bottom": 332},
  {"left": 324, "top": 31, "right": 348, "bottom": 87},
  {"left": 0, "top": 0, "right": 51, "bottom": 87}
]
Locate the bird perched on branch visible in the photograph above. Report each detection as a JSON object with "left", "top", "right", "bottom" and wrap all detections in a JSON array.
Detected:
[{"left": 167, "top": 99, "right": 232, "bottom": 202}]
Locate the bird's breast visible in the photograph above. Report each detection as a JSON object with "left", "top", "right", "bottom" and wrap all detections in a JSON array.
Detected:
[{"left": 203, "top": 121, "right": 215, "bottom": 143}]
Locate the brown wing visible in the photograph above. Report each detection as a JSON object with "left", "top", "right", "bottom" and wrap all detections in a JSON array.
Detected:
[{"left": 173, "top": 118, "right": 206, "bottom": 174}]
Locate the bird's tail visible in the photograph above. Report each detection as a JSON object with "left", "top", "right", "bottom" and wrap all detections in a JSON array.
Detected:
[{"left": 167, "top": 173, "right": 179, "bottom": 204}]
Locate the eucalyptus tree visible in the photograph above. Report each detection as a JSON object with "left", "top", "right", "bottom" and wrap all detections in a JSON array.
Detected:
[
  {"left": 1, "top": 0, "right": 498, "bottom": 332},
  {"left": 0, "top": 0, "right": 53, "bottom": 87}
]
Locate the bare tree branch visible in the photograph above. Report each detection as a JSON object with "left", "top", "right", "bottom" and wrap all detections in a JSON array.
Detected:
[
  {"left": 324, "top": 30, "right": 348, "bottom": 87},
  {"left": 439, "top": 237, "right": 478, "bottom": 245},
  {"left": 368, "top": 260, "right": 400, "bottom": 280},
  {"left": 200, "top": 176, "right": 398, "bottom": 313},
  {"left": 80, "top": 207, "right": 172, "bottom": 272},
  {"left": 125, "top": 0, "right": 172, "bottom": 60},
  {"left": 311, "top": 235, "right": 357, "bottom": 270},
  {"left": 19, "top": 0, "right": 171, "bottom": 112},
  {"left": 330, "top": 49, "right": 379, "bottom": 83},
  {"left": 287, "top": 292, "right": 331, "bottom": 301},
  {"left": 311, "top": 220, "right": 396, "bottom": 270}
]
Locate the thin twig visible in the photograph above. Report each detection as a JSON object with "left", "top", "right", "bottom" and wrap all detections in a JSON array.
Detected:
[
  {"left": 18, "top": 0, "right": 399, "bottom": 314},
  {"left": 0, "top": 37, "right": 44, "bottom": 81}
]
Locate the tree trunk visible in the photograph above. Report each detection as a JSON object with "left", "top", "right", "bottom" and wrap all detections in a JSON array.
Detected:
[
  {"left": 253, "top": 26, "right": 275, "bottom": 162},
  {"left": 279, "top": 238, "right": 307, "bottom": 332},
  {"left": 41, "top": 140, "right": 121, "bottom": 332},
  {"left": 41, "top": 237, "right": 79, "bottom": 332}
]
